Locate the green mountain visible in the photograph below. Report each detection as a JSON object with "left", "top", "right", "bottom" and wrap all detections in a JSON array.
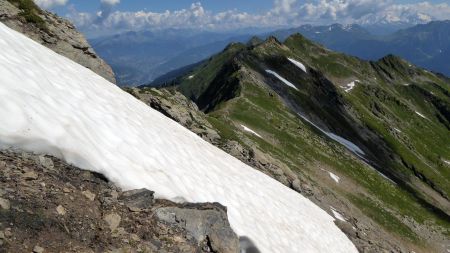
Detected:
[{"left": 138, "top": 34, "right": 450, "bottom": 252}]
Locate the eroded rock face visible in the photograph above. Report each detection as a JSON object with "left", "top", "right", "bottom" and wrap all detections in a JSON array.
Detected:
[
  {"left": 0, "top": 150, "right": 239, "bottom": 252},
  {"left": 0, "top": 0, "right": 116, "bottom": 83},
  {"left": 133, "top": 88, "right": 221, "bottom": 144}
]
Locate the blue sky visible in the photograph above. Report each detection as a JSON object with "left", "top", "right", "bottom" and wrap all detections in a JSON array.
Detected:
[{"left": 35, "top": 0, "right": 450, "bottom": 36}]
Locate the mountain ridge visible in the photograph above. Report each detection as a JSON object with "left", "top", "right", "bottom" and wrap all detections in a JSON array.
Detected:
[{"left": 139, "top": 32, "right": 450, "bottom": 252}]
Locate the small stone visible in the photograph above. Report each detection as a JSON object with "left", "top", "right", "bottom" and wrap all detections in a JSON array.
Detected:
[
  {"left": 33, "top": 245, "right": 44, "bottom": 253},
  {"left": 110, "top": 190, "right": 119, "bottom": 199},
  {"left": 22, "top": 171, "right": 38, "bottom": 180},
  {"left": 40, "top": 182, "right": 46, "bottom": 188},
  {"left": 104, "top": 213, "right": 121, "bottom": 231},
  {"left": 82, "top": 190, "right": 96, "bottom": 201},
  {"left": 0, "top": 198, "right": 10, "bottom": 210},
  {"left": 130, "top": 234, "right": 140, "bottom": 242},
  {"left": 56, "top": 205, "right": 66, "bottom": 216},
  {"left": 4, "top": 229, "right": 12, "bottom": 237},
  {"left": 38, "top": 156, "right": 54, "bottom": 170},
  {"left": 63, "top": 188, "right": 71, "bottom": 193},
  {"left": 128, "top": 206, "right": 142, "bottom": 212},
  {"left": 112, "top": 227, "right": 126, "bottom": 238}
]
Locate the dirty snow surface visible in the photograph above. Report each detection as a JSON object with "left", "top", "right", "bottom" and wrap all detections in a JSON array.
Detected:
[
  {"left": 0, "top": 24, "right": 357, "bottom": 253},
  {"left": 288, "top": 58, "right": 307, "bottom": 73},
  {"left": 265, "top": 70, "right": 299, "bottom": 91},
  {"left": 241, "top": 125, "right": 262, "bottom": 138}
]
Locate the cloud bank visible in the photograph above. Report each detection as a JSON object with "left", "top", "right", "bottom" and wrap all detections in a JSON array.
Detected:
[{"left": 45, "top": 0, "right": 450, "bottom": 34}]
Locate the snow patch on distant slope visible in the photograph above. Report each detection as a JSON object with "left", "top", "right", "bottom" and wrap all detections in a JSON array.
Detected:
[
  {"left": 295, "top": 113, "right": 365, "bottom": 156},
  {"left": 415, "top": 111, "right": 428, "bottom": 119},
  {"left": 265, "top": 70, "right": 299, "bottom": 91},
  {"left": 0, "top": 23, "right": 357, "bottom": 253},
  {"left": 330, "top": 207, "right": 346, "bottom": 222},
  {"left": 295, "top": 112, "right": 395, "bottom": 184},
  {"left": 342, "top": 80, "right": 359, "bottom": 93},
  {"left": 241, "top": 125, "right": 262, "bottom": 138},
  {"left": 288, "top": 58, "right": 307, "bottom": 73},
  {"left": 329, "top": 172, "right": 340, "bottom": 183}
]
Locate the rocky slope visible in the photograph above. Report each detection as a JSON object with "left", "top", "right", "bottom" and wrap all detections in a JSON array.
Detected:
[
  {"left": 0, "top": 149, "right": 239, "bottom": 252},
  {"left": 0, "top": 0, "right": 116, "bottom": 83},
  {"left": 137, "top": 34, "right": 450, "bottom": 252}
]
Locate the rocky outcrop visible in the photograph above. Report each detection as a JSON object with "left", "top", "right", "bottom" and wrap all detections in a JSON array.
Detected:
[
  {"left": 0, "top": 0, "right": 116, "bottom": 83},
  {"left": 0, "top": 149, "right": 239, "bottom": 252},
  {"left": 130, "top": 88, "right": 221, "bottom": 144}
]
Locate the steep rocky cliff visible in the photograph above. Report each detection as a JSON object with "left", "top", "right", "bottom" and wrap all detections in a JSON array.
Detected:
[{"left": 0, "top": 0, "right": 116, "bottom": 83}]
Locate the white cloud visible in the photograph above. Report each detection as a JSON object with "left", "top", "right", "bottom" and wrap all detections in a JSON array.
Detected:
[
  {"left": 100, "top": 0, "right": 120, "bottom": 6},
  {"left": 33, "top": 0, "right": 68, "bottom": 9},
  {"left": 66, "top": 0, "right": 450, "bottom": 35},
  {"left": 273, "top": 0, "right": 297, "bottom": 14}
]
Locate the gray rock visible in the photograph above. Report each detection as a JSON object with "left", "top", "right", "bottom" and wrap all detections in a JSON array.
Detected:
[
  {"left": 104, "top": 213, "right": 121, "bottom": 232},
  {"left": 82, "top": 190, "right": 96, "bottom": 201},
  {"left": 33, "top": 245, "right": 44, "bottom": 253},
  {"left": 0, "top": 0, "right": 116, "bottom": 83},
  {"left": 22, "top": 171, "right": 38, "bottom": 180},
  {"left": 119, "top": 188, "right": 154, "bottom": 210},
  {"left": 56, "top": 205, "right": 66, "bottom": 216},
  {"left": 0, "top": 198, "right": 11, "bottom": 210},
  {"left": 37, "top": 156, "right": 54, "bottom": 170},
  {"left": 155, "top": 203, "right": 239, "bottom": 253}
]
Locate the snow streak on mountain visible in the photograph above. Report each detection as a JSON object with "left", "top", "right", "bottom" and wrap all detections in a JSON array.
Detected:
[{"left": 0, "top": 23, "right": 357, "bottom": 253}]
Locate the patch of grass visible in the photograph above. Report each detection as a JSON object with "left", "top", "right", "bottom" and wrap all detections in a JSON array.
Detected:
[
  {"left": 7, "top": 0, "right": 47, "bottom": 31},
  {"left": 350, "top": 194, "right": 420, "bottom": 242}
]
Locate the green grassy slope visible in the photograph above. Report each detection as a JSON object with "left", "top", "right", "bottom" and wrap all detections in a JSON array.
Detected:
[{"left": 162, "top": 34, "right": 450, "bottom": 251}]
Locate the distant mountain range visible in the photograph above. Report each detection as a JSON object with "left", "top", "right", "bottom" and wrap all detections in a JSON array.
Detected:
[
  {"left": 89, "top": 29, "right": 258, "bottom": 86},
  {"left": 91, "top": 21, "right": 450, "bottom": 86},
  {"left": 274, "top": 21, "right": 450, "bottom": 77}
]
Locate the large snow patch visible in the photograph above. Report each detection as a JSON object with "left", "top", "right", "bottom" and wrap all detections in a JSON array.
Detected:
[
  {"left": 0, "top": 23, "right": 357, "bottom": 253},
  {"left": 265, "top": 70, "right": 299, "bottom": 91},
  {"left": 288, "top": 58, "right": 307, "bottom": 73}
]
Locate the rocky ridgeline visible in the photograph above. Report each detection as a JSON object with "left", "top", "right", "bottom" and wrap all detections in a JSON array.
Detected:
[
  {"left": 0, "top": 0, "right": 116, "bottom": 83},
  {"left": 0, "top": 150, "right": 239, "bottom": 252}
]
